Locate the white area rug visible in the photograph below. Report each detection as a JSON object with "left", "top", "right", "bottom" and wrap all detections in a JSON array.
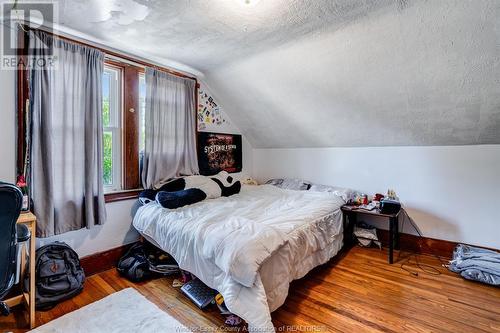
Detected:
[{"left": 29, "top": 288, "right": 190, "bottom": 333}]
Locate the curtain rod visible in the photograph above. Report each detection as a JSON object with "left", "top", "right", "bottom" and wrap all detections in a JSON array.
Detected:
[
  {"left": 23, "top": 25, "right": 197, "bottom": 81},
  {"left": 105, "top": 53, "right": 146, "bottom": 70}
]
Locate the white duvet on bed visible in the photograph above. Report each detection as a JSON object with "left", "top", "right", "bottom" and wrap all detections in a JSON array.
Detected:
[{"left": 133, "top": 185, "right": 345, "bottom": 332}]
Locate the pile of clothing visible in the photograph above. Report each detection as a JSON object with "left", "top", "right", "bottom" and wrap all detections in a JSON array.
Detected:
[{"left": 448, "top": 244, "right": 500, "bottom": 286}]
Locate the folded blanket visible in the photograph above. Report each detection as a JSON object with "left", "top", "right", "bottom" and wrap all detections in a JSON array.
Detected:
[{"left": 448, "top": 244, "right": 500, "bottom": 286}]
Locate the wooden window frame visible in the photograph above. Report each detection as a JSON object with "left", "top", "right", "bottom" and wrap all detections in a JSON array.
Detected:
[
  {"left": 16, "top": 26, "right": 199, "bottom": 204},
  {"left": 122, "top": 64, "right": 142, "bottom": 191},
  {"left": 102, "top": 64, "right": 123, "bottom": 193},
  {"left": 103, "top": 59, "right": 143, "bottom": 197}
]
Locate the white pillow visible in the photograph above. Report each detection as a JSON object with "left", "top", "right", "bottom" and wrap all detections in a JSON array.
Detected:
[
  {"left": 265, "top": 178, "right": 311, "bottom": 191},
  {"left": 308, "top": 184, "right": 354, "bottom": 202}
]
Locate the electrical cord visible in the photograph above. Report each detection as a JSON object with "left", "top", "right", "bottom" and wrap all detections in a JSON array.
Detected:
[{"left": 397, "top": 207, "right": 448, "bottom": 277}]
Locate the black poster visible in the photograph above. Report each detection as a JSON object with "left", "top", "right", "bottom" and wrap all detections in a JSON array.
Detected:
[{"left": 197, "top": 132, "right": 242, "bottom": 176}]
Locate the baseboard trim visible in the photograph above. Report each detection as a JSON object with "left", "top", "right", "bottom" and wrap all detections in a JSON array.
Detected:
[
  {"left": 80, "top": 242, "right": 137, "bottom": 276},
  {"left": 376, "top": 229, "right": 500, "bottom": 259}
]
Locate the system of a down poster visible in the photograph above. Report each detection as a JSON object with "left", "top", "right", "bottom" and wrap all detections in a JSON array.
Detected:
[{"left": 197, "top": 132, "right": 242, "bottom": 175}]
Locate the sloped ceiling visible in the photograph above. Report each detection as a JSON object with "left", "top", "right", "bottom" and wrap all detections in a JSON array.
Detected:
[{"left": 55, "top": 0, "right": 499, "bottom": 148}]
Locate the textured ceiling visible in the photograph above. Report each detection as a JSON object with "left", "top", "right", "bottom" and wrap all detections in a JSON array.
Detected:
[
  {"left": 57, "top": 0, "right": 394, "bottom": 72},
  {"left": 54, "top": 0, "right": 500, "bottom": 147}
]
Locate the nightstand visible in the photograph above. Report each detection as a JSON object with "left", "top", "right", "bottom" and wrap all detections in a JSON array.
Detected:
[{"left": 341, "top": 205, "right": 401, "bottom": 264}]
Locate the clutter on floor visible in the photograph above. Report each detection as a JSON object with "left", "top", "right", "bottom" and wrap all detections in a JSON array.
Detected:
[
  {"left": 215, "top": 293, "right": 243, "bottom": 326},
  {"left": 180, "top": 270, "right": 193, "bottom": 284},
  {"left": 118, "top": 241, "right": 245, "bottom": 326},
  {"left": 448, "top": 244, "right": 500, "bottom": 286},
  {"left": 173, "top": 272, "right": 244, "bottom": 325},
  {"left": 146, "top": 246, "right": 180, "bottom": 275},
  {"left": 353, "top": 222, "right": 381, "bottom": 249},
  {"left": 172, "top": 279, "right": 184, "bottom": 288},
  {"left": 180, "top": 278, "right": 217, "bottom": 309},
  {"left": 225, "top": 314, "right": 243, "bottom": 326},
  {"left": 117, "top": 242, "right": 179, "bottom": 282}
]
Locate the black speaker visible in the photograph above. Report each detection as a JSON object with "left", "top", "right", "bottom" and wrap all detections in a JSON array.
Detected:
[{"left": 379, "top": 199, "right": 401, "bottom": 215}]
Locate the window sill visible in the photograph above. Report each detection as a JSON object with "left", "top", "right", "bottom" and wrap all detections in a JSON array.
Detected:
[{"left": 104, "top": 189, "right": 142, "bottom": 203}]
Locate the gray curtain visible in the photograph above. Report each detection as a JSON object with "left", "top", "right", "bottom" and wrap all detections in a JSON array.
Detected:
[
  {"left": 142, "top": 68, "right": 199, "bottom": 188},
  {"left": 29, "top": 30, "right": 106, "bottom": 237}
]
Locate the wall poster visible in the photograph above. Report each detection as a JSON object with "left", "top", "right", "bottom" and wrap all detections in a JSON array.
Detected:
[{"left": 197, "top": 132, "right": 242, "bottom": 175}]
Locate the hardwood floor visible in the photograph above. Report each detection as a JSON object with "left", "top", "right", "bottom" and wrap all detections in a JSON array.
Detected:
[{"left": 1, "top": 246, "right": 499, "bottom": 332}]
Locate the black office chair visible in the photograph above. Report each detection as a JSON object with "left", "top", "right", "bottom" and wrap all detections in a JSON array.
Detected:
[{"left": 0, "top": 182, "right": 28, "bottom": 316}]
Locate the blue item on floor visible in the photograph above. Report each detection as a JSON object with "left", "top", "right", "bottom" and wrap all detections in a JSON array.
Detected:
[
  {"left": 180, "top": 278, "right": 217, "bottom": 309},
  {"left": 448, "top": 244, "right": 500, "bottom": 286}
]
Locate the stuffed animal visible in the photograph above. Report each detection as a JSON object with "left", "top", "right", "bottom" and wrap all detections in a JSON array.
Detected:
[
  {"left": 156, "top": 188, "right": 207, "bottom": 209},
  {"left": 139, "top": 171, "right": 241, "bottom": 208},
  {"left": 156, "top": 171, "right": 240, "bottom": 198},
  {"left": 241, "top": 176, "right": 258, "bottom": 185}
]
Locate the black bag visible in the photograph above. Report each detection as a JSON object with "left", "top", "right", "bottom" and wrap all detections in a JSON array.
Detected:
[
  {"left": 116, "top": 243, "right": 152, "bottom": 282},
  {"left": 117, "top": 243, "right": 179, "bottom": 282},
  {"left": 27, "top": 242, "right": 85, "bottom": 310},
  {"left": 145, "top": 244, "right": 179, "bottom": 275}
]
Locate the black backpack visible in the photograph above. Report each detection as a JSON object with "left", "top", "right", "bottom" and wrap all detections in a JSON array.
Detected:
[
  {"left": 117, "top": 242, "right": 179, "bottom": 282},
  {"left": 27, "top": 242, "right": 85, "bottom": 310},
  {"left": 116, "top": 243, "right": 152, "bottom": 282}
]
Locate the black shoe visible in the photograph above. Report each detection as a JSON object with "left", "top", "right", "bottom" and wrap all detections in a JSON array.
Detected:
[{"left": 0, "top": 302, "right": 10, "bottom": 316}]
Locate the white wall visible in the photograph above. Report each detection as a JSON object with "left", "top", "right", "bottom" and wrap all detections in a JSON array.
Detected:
[
  {"left": 37, "top": 200, "right": 140, "bottom": 257},
  {"left": 253, "top": 145, "right": 500, "bottom": 250}
]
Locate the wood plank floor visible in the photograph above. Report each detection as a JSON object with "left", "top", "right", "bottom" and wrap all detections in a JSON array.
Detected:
[{"left": 1, "top": 246, "right": 499, "bottom": 332}]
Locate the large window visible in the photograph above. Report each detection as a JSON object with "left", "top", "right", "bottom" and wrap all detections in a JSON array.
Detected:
[
  {"left": 15, "top": 29, "right": 198, "bottom": 203},
  {"left": 101, "top": 63, "right": 146, "bottom": 197},
  {"left": 99, "top": 63, "right": 197, "bottom": 200},
  {"left": 102, "top": 66, "right": 122, "bottom": 192}
]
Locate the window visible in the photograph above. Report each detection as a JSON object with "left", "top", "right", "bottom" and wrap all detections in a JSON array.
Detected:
[
  {"left": 102, "top": 66, "right": 122, "bottom": 192},
  {"left": 15, "top": 29, "right": 198, "bottom": 203},
  {"left": 99, "top": 60, "right": 197, "bottom": 201},
  {"left": 101, "top": 62, "right": 145, "bottom": 198}
]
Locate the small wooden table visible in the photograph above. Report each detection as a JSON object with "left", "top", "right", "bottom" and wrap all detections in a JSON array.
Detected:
[
  {"left": 341, "top": 205, "right": 401, "bottom": 264},
  {"left": 5, "top": 212, "right": 36, "bottom": 329}
]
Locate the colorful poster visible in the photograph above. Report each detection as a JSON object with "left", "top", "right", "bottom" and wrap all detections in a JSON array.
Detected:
[
  {"left": 197, "top": 132, "right": 242, "bottom": 175},
  {"left": 197, "top": 88, "right": 229, "bottom": 130}
]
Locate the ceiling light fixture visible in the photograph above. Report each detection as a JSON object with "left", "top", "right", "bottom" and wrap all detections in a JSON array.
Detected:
[{"left": 238, "top": 0, "right": 261, "bottom": 7}]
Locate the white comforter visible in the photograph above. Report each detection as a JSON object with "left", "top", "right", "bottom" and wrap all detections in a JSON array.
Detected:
[{"left": 133, "top": 185, "right": 345, "bottom": 332}]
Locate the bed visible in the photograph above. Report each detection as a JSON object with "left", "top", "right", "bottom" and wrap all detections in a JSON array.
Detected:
[{"left": 133, "top": 184, "right": 346, "bottom": 332}]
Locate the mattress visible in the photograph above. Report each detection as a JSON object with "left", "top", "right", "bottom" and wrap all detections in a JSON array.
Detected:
[{"left": 133, "top": 184, "right": 345, "bottom": 332}]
